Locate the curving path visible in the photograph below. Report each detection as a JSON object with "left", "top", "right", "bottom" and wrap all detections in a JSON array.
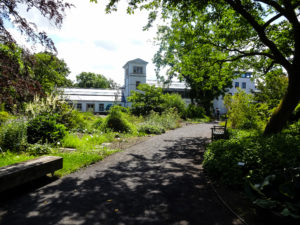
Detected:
[{"left": 0, "top": 123, "right": 242, "bottom": 225}]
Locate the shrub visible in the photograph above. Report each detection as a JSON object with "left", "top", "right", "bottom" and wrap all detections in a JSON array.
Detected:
[
  {"left": 27, "top": 113, "right": 67, "bottom": 144},
  {"left": 25, "top": 94, "right": 76, "bottom": 130},
  {"left": 138, "top": 124, "right": 165, "bottom": 134},
  {"left": 0, "top": 111, "right": 12, "bottom": 125},
  {"left": 145, "top": 109, "right": 181, "bottom": 130},
  {"left": 101, "top": 107, "right": 136, "bottom": 133},
  {"left": 92, "top": 117, "right": 104, "bottom": 129},
  {"left": 224, "top": 90, "right": 262, "bottom": 129},
  {"left": 26, "top": 143, "right": 52, "bottom": 155},
  {"left": 162, "top": 93, "right": 186, "bottom": 116},
  {"left": 0, "top": 119, "right": 27, "bottom": 152},
  {"left": 203, "top": 129, "right": 300, "bottom": 187},
  {"left": 184, "top": 104, "right": 206, "bottom": 119}
]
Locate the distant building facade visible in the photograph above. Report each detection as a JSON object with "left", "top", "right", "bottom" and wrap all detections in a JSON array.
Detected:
[
  {"left": 213, "top": 72, "right": 256, "bottom": 114},
  {"left": 62, "top": 58, "right": 256, "bottom": 114}
]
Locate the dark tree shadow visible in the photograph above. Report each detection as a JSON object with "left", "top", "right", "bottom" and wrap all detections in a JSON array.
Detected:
[{"left": 0, "top": 136, "right": 244, "bottom": 225}]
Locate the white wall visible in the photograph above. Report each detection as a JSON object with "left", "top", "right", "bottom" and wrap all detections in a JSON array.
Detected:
[{"left": 213, "top": 77, "right": 256, "bottom": 114}]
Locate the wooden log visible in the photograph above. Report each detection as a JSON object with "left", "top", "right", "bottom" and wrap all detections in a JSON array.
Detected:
[{"left": 0, "top": 156, "right": 63, "bottom": 192}]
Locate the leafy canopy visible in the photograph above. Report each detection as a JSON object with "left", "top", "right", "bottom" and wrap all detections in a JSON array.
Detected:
[
  {"left": 33, "top": 52, "right": 73, "bottom": 93},
  {"left": 0, "top": 0, "right": 72, "bottom": 51},
  {"left": 102, "top": 0, "right": 300, "bottom": 134},
  {"left": 75, "top": 72, "right": 116, "bottom": 89}
]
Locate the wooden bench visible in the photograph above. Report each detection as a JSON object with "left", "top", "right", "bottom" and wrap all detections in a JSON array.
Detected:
[
  {"left": 211, "top": 120, "right": 228, "bottom": 141},
  {"left": 0, "top": 156, "right": 63, "bottom": 192}
]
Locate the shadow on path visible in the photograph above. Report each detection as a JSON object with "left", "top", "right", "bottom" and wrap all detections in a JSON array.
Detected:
[{"left": 0, "top": 135, "right": 241, "bottom": 225}]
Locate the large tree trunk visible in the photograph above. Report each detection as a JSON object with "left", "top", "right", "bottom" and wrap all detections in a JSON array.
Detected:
[{"left": 264, "top": 68, "right": 300, "bottom": 135}]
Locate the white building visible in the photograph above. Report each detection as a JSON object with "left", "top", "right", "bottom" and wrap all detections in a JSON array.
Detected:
[
  {"left": 213, "top": 72, "right": 256, "bottom": 114},
  {"left": 62, "top": 58, "right": 256, "bottom": 114}
]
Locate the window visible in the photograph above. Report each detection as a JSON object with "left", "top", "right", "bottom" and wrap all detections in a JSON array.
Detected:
[
  {"left": 242, "top": 82, "right": 246, "bottom": 89},
  {"left": 76, "top": 103, "right": 82, "bottom": 111},
  {"left": 235, "top": 82, "right": 239, "bottom": 88},
  {"left": 87, "top": 104, "right": 95, "bottom": 112},
  {"left": 99, "top": 104, "right": 104, "bottom": 112},
  {"left": 136, "top": 81, "right": 141, "bottom": 88},
  {"left": 133, "top": 66, "right": 143, "bottom": 74}
]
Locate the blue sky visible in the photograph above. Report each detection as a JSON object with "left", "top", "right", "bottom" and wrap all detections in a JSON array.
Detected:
[{"left": 10, "top": 0, "right": 160, "bottom": 85}]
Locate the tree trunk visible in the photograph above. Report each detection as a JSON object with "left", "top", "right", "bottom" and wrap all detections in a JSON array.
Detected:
[{"left": 264, "top": 68, "right": 300, "bottom": 135}]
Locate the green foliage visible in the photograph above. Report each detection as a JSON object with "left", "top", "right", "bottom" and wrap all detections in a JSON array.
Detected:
[
  {"left": 52, "top": 148, "right": 119, "bottom": 177},
  {"left": 26, "top": 143, "right": 53, "bottom": 155},
  {"left": 0, "top": 119, "right": 27, "bottom": 152},
  {"left": 204, "top": 128, "right": 300, "bottom": 218},
  {"left": 255, "top": 70, "right": 288, "bottom": 110},
  {"left": 61, "top": 132, "right": 114, "bottom": 151},
  {"left": 0, "top": 151, "right": 35, "bottom": 167},
  {"left": 25, "top": 94, "right": 79, "bottom": 131},
  {"left": 33, "top": 52, "right": 73, "bottom": 93},
  {"left": 101, "top": 106, "right": 137, "bottom": 133},
  {"left": 184, "top": 104, "right": 206, "bottom": 119},
  {"left": 129, "top": 84, "right": 187, "bottom": 117},
  {"left": 203, "top": 129, "right": 300, "bottom": 187},
  {"left": 129, "top": 84, "right": 165, "bottom": 116},
  {"left": 27, "top": 113, "right": 67, "bottom": 144},
  {"left": 92, "top": 117, "right": 104, "bottom": 129},
  {"left": 75, "top": 72, "right": 116, "bottom": 88},
  {"left": 224, "top": 90, "right": 264, "bottom": 130},
  {"left": 0, "top": 111, "right": 12, "bottom": 125},
  {"left": 103, "top": 0, "right": 300, "bottom": 134},
  {"left": 143, "top": 109, "right": 181, "bottom": 130},
  {"left": 245, "top": 171, "right": 300, "bottom": 219},
  {"left": 162, "top": 93, "right": 186, "bottom": 116},
  {"left": 138, "top": 124, "right": 165, "bottom": 134}
]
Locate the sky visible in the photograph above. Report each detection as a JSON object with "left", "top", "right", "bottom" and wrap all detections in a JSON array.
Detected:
[{"left": 10, "top": 0, "right": 161, "bottom": 85}]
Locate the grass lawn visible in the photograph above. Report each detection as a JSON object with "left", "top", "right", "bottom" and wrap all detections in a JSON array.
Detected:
[{"left": 0, "top": 148, "right": 119, "bottom": 177}]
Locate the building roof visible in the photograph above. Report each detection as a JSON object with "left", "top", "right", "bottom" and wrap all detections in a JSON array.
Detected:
[
  {"left": 123, "top": 58, "right": 148, "bottom": 68},
  {"left": 146, "top": 80, "right": 189, "bottom": 90},
  {"left": 61, "top": 88, "right": 122, "bottom": 102}
]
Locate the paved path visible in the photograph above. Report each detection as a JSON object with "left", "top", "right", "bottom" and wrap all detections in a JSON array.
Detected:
[{"left": 0, "top": 123, "right": 242, "bottom": 225}]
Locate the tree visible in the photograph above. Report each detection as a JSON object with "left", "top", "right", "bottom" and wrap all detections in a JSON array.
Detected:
[
  {"left": 0, "top": 43, "right": 43, "bottom": 112},
  {"left": 255, "top": 69, "right": 288, "bottom": 110},
  {"left": 0, "top": 0, "right": 72, "bottom": 51},
  {"left": 128, "top": 83, "right": 186, "bottom": 116},
  {"left": 128, "top": 84, "right": 165, "bottom": 115},
  {"left": 33, "top": 52, "right": 73, "bottom": 93},
  {"left": 103, "top": 0, "right": 300, "bottom": 135},
  {"left": 154, "top": 20, "right": 235, "bottom": 114},
  {"left": 75, "top": 72, "right": 116, "bottom": 89}
]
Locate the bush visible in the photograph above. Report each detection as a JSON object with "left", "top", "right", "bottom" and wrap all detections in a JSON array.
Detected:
[
  {"left": 27, "top": 113, "right": 67, "bottom": 144},
  {"left": 224, "top": 90, "right": 263, "bottom": 129},
  {"left": 26, "top": 143, "right": 52, "bottom": 155},
  {"left": 0, "top": 111, "right": 12, "bottom": 125},
  {"left": 138, "top": 124, "right": 165, "bottom": 134},
  {"left": 0, "top": 119, "right": 27, "bottom": 152},
  {"left": 184, "top": 104, "right": 206, "bottom": 119},
  {"left": 101, "top": 106, "right": 136, "bottom": 133},
  {"left": 25, "top": 94, "right": 76, "bottom": 130},
  {"left": 92, "top": 117, "right": 104, "bottom": 129},
  {"left": 162, "top": 93, "right": 186, "bottom": 116},
  {"left": 203, "top": 130, "right": 300, "bottom": 187},
  {"left": 145, "top": 109, "right": 181, "bottom": 130}
]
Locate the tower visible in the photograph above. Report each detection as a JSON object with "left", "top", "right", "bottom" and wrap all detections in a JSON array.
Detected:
[{"left": 123, "top": 58, "right": 148, "bottom": 107}]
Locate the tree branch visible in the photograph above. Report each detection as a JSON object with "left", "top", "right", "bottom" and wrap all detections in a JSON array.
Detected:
[
  {"left": 262, "top": 13, "right": 283, "bottom": 29},
  {"left": 225, "top": 0, "right": 291, "bottom": 70}
]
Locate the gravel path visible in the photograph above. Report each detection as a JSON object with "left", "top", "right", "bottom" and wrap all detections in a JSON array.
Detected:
[{"left": 0, "top": 123, "right": 242, "bottom": 225}]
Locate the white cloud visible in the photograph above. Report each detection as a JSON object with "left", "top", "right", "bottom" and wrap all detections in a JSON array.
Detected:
[{"left": 13, "top": 0, "right": 160, "bottom": 85}]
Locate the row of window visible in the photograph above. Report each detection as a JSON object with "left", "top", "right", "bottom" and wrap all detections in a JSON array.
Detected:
[
  {"left": 76, "top": 103, "right": 105, "bottom": 112},
  {"left": 235, "top": 82, "right": 247, "bottom": 89}
]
